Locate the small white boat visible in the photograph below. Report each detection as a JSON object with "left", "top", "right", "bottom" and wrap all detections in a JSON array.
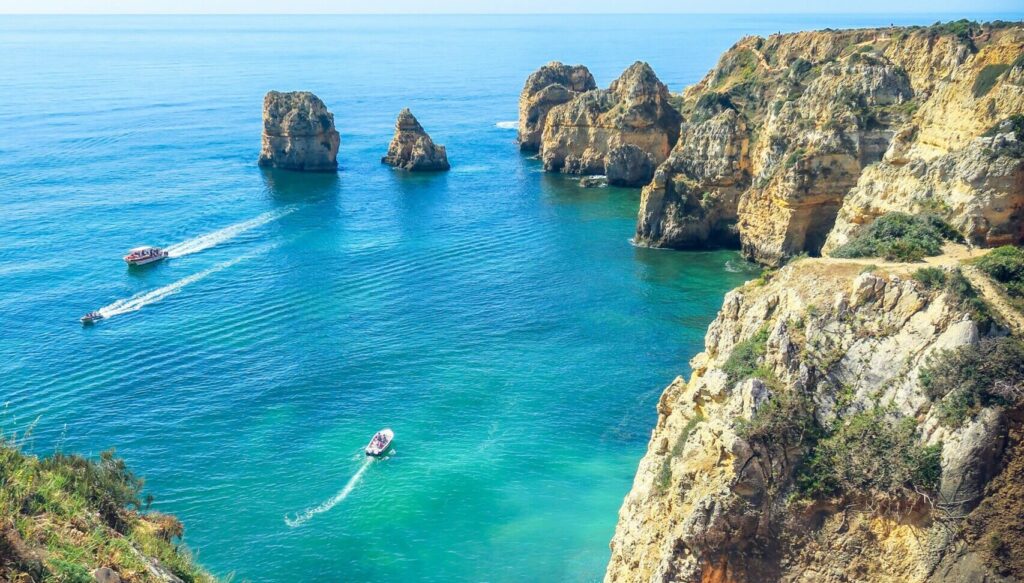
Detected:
[
  {"left": 80, "top": 311, "right": 104, "bottom": 325},
  {"left": 123, "top": 246, "right": 169, "bottom": 266},
  {"left": 365, "top": 428, "right": 394, "bottom": 457}
]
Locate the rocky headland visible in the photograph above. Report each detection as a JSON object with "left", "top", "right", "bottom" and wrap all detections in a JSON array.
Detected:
[
  {"left": 607, "top": 20, "right": 1024, "bottom": 583},
  {"left": 381, "top": 108, "right": 450, "bottom": 172},
  {"left": 634, "top": 21, "right": 1024, "bottom": 265},
  {"left": 518, "top": 62, "right": 597, "bottom": 151},
  {"left": 258, "top": 90, "right": 340, "bottom": 172},
  {"left": 536, "top": 61, "right": 683, "bottom": 186}
]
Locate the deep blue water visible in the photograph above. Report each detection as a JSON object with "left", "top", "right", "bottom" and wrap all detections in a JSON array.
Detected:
[{"left": 1, "top": 13, "right": 1019, "bottom": 582}]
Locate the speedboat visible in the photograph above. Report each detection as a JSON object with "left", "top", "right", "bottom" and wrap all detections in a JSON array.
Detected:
[
  {"left": 365, "top": 428, "right": 394, "bottom": 457},
  {"left": 123, "top": 246, "right": 169, "bottom": 266},
  {"left": 80, "top": 311, "right": 104, "bottom": 325}
]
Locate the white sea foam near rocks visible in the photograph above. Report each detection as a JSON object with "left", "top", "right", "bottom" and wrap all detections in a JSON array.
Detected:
[
  {"left": 165, "top": 206, "right": 296, "bottom": 258},
  {"left": 495, "top": 121, "right": 517, "bottom": 129},
  {"left": 285, "top": 458, "right": 373, "bottom": 527}
]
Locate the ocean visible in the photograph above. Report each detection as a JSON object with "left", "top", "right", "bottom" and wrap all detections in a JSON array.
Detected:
[{"left": 1, "top": 13, "right": 1017, "bottom": 582}]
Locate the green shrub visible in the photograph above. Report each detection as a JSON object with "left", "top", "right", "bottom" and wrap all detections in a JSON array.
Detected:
[
  {"left": 945, "top": 269, "right": 995, "bottom": 331},
  {"left": 785, "top": 147, "right": 806, "bottom": 168},
  {"left": 657, "top": 414, "right": 705, "bottom": 493},
  {"left": 973, "top": 64, "right": 1010, "bottom": 98},
  {"left": 919, "top": 336, "right": 1024, "bottom": 427},
  {"left": 974, "top": 245, "right": 1024, "bottom": 302},
  {"left": 831, "top": 212, "right": 962, "bottom": 262},
  {"left": 723, "top": 326, "right": 771, "bottom": 385},
  {"left": 912, "top": 267, "right": 947, "bottom": 289},
  {"left": 797, "top": 406, "right": 942, "bottom": 500}
]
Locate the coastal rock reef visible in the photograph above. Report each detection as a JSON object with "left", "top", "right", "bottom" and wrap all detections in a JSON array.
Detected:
[
  {"left": 381, "top": 108, "right": 450, "bottom": 171},
  {"left": 517, "top": 61, "right": 597, "bottom": 151},
  {"left": 526, "top": 61, "right": 683, "bottom": 186},
  {"left": 258, "top": 90, "right": 341, "bottom": 172},
  {"left": 635, "top": 21, "right": 1024, "bottom": 265}
]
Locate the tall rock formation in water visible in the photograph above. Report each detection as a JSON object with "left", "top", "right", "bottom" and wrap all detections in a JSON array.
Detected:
[
  {"left": 381, "top": 109, "right": 450, "bottom": 171},
  {"left": 634, "top": 22, "right": 1024, "bottom": 265},
  {"left": 518, "top": 62, "right": 597, "bottom": 151},
  {"left": 258, "top": 90, "right": 340, "bottom": 172},
  {"left": 539, "top": 61, "right": 683, "bottom": 186}
]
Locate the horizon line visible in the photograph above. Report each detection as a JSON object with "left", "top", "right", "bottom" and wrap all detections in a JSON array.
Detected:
[{"left": 6, "top": 11, "right": 1024, "bottom": 15}]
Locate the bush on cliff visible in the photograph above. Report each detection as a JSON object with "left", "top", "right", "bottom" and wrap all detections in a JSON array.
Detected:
[
  {"left": 919, "top": 337, "right": 1024, "bottom": 427},
  {"left": 0, "top": 440, "right": 214, "bottom": 582},
  {"left": 723, "top": 325, "right": 771, "bottom": 386},
  {"left": 974, "top": 245, "right": 1024, "bottom": 309},
  {"left": 831, "top": 212, "right": 962, "bottom": 262},
  {"left": 797, "top": 406, "right": 942, "bottom": 502}
]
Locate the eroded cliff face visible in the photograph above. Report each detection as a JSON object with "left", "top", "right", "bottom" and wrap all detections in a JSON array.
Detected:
[
  {"left": 258, "top": 90, "right": 340, "bottom": 172},
  {"left": 517, "top": 62, "right": 597, "bottom": 151},
  {"left": 606, "top": 255, "right": 1023, "bottom": 583},
  {"left": 540, "top": 61, "right": 683, "bottom": 185},
  {"left": 381, "top": 108, "right": 450, "bottom": 171},
  {"left": 635, "top": 23, "right": 1024, "bottom": 265}
]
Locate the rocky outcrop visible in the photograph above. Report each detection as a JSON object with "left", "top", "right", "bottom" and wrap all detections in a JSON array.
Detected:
[
  {"left": 606, "top": 256, "right": 1023, "bottom": 583},
  {"left": 518, "top": 62, "right": 597, "bottom": 151},
  {"left": 381, "top": 108, "right": 450, "bottom": 171},
  {"left": 539, "top": 61, "right": 683, "bottom": 180},
  {"left": 258, "top": 90, "right": 340, "bottom": 172},
  {"left": 634, "top": 22, "right": 1024, "bottom": 265}
]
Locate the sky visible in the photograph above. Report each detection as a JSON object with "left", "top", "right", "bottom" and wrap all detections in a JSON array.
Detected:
[{"left": 3, "top": 0, "right": 1023, "bottom": 14}]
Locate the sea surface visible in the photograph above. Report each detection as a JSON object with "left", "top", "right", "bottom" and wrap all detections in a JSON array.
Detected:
[{"left": 1, "top": 13, "right": 1018, "bottom": 582}]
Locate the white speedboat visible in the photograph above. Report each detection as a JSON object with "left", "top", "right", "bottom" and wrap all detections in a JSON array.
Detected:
[
  {"left": 365, "top": 428, "right": 394, "bottom": 457},
  {"left": 123, "top": 246, "right": 169, "bottom": 266}
]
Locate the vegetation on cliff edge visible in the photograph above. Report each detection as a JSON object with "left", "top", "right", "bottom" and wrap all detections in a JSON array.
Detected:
[
  {"left": 0, "top": 440, "right": 215, "bottom": 583},
  {"left": 974, "top": 245, "right": 1024, "bottom": 311},
  {"left": 832, "top": 212, "right": 962, "bottom": 262},
  {"left": 920, "top": 337, "right": 1024, "bottom": 427}
]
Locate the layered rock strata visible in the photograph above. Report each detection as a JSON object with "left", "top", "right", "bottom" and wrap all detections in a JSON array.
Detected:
[
  {"left": 635, "top": 23, "right": 1024, "bottom": 265},
  {"left": 258, "top": 90, "right": 340, "bottom": 172},
  {"left": 540, "top": 61, "right": 683, "bottom": 182},
  {"left": 518, "top": 62, "right": 597, "bottom": 151},
  {"left": 381, "top": 109, "right": 450, "bottom": 171}
]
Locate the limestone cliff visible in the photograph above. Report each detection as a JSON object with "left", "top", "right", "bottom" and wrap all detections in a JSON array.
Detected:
[
  {"left": 258, "top": 90, "right": 340, "bottom": 172},
  {"left": 539, "top": 62, "right": 683, "bottom": 186},
  {"left": 635, "top": 22, "right": 1024, "bottom": 265},
  {"left": 606, "top": 253, "right": 1024, "bottom": 583},
  {"left": 517, "top": 62, "right": 597, "bottom": 151},
  {"left": 381, "top": 108, "right": 450, "bottom": 171}
]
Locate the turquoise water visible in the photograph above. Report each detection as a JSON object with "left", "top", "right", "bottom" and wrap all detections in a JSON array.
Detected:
[{"left": 2, "top": 13, "right": 1018, "bottom": 582}]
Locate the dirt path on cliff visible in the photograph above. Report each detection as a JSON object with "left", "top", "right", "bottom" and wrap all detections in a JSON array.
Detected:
[{"left": 962, "top": 265, "right": 1024, "bottom": 336}]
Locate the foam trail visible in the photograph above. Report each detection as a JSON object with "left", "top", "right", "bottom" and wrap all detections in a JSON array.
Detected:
[
  {"left": 285, "top": 458, "right": 372, "bottom": 527},
  {"left": 165, "top": 207, "right": 295, "bottom": 258},
  {"left": 495, "top": 121, "right": 517, "bottom": 129},
  {"left": 98, "top": 256, "right": 245, "bottom": 318}
]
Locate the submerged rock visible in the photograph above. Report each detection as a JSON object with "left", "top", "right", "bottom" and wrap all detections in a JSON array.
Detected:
[
  {"left": 540, "top": 61, "right": 682, "bottom": 183},
  {"left": 579, "top": 175, "right": 608, "bottom": 188},
  {"left": 381, "top": 109, "right": 450, "bottom": 171},
  {"left": 517, "top": 62, "right": 596, "bottom": 151},
  {"left": 257, "top": 90, "right": 340, "bottom": 172}
]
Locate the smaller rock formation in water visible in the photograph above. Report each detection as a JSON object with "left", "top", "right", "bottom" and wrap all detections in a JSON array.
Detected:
[
  {"left": 258, "top": 90, "right": 340, "bottom": 172},
  {"left": 381, "top": 109, "right": 450, "bottom": 171},
  {"left": 579, "top": 175, "right": 609, "bottom": 188},
  {"left": 517, "top": 62, "right": 597, "bottom": 151},
  {"left": 540, "top": 61, "right": 683, "bottom": 182}
]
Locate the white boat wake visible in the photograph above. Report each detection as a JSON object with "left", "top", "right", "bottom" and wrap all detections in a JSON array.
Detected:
[
  {"left": 165, "top": 207, "right": 295, "bottom": 259},
  {"left": 285, "top": 458, "right": 372, "bottom": 527},
  {"left": 97, "top": 256, "right": 246, "bottom": 319},
  {"left": 495, "top": 120, "right": 517, "bottom": 129}
]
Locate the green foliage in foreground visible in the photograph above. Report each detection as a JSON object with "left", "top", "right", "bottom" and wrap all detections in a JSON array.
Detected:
[
  {"left": 974, "top": 245, "right": 1024, "bottom": 310},
  {"left": 797, "top": 406, "right": 941, "bottom": 500},
  {"left": 832, "top": 213, "right": 962, "bottom": 262},
  {"left": 912, "top": 267, "right": 995, "bottom": 332},
  {"left": 0, "top": 442, "right": 215, "bottom": 583},
  {"left": 722, "top": 325, "right": 772, "bottom": 386},
  {"left": 919, "top": 336, "right": 1024, "bottom": 427}
]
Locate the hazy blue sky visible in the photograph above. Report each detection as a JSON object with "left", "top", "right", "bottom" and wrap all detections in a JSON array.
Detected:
[{"left": 5, "top": 0, "right": 1024, "bottom": 14}]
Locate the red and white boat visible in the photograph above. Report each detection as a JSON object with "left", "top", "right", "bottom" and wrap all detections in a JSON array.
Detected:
[
  {"left": 365, "top": 428, "right": 394, "bottom": 457},
  {"left": 123, "top": 246, "right": 168, "bottom": 266}
]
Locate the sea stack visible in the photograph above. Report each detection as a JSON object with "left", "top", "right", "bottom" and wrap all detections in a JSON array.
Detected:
[
  {"left": 517, "top": 62, "right": 597, "bottom": 151},
  {"left": 539, "top": 61, "right": 682, "bottom": 185},
  {"left": 381, "top": 109, "right": 450, "bottom": 171},
  {"left": 258, "top": 90, "right": 340, "bottom": 172}
]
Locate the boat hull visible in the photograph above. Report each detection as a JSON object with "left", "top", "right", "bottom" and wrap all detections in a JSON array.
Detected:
[
  {"left": 125, "top": 253, "right": 168, "bottom": 266},
  {"left": 365, "top": 428, "right": 394, "bottom": 456}
]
